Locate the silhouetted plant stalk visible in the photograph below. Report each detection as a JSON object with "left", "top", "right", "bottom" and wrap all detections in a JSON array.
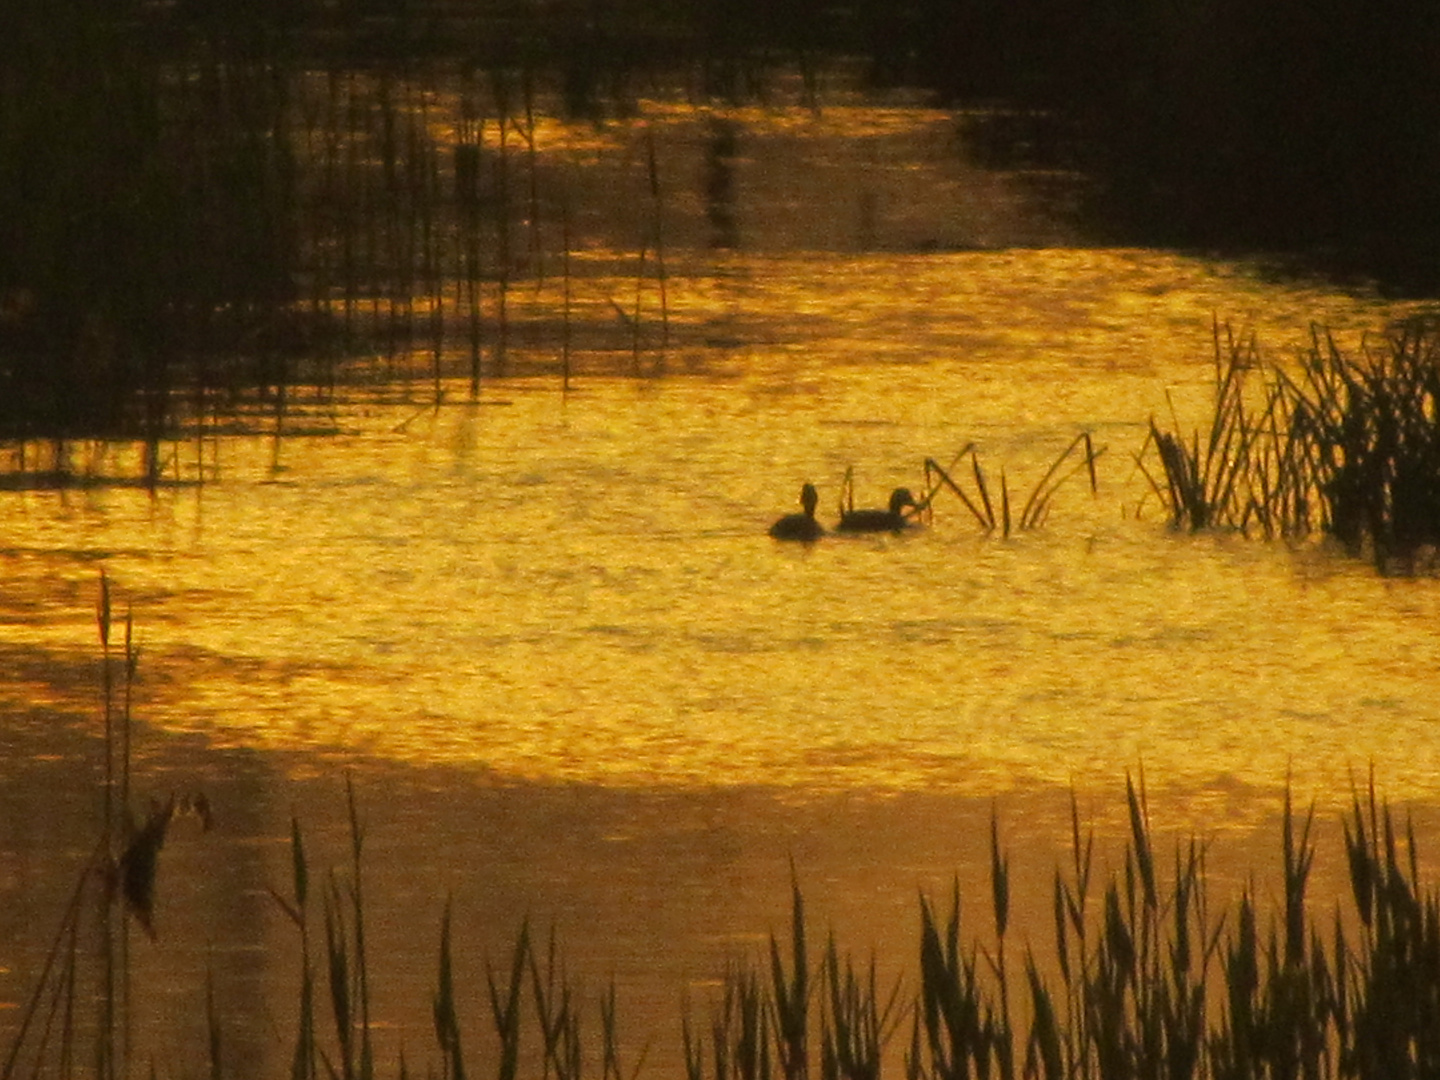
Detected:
[
  {"left": 562, "top": 188, "right": 574, "bottom": 392},
  {"left": 646, "top": 127, "right": 671, "bottom": 355},
  {"left": 617, "top": 124, "right": 673, "bottom": 374},
  {"left": 772, "top": 874, "right": 811, "bottom": 1080},
  {"left": 2, "top": 575, "right": 208, "bottom": 1080},
  {"left": 270, "top": 816, "right": 319, "bottom": 1080},
  {"left": 920, "top": 433, "right": 1104, "bottom": 537},
  {"left": 324, "top": 776, "right": 377, "bottom": 1080},
  {"left": 521, "top": 72, "right": 546, "bottom": 289},
  {"left": 435, "top": 899, "right": 466, "bottom": 1080},
  {"left": 531, "top": 927, "right": 579, "bottom": 1080},
  {"left": 455, "top": 88, "right": 485, "bottom": 395},
  {"left": 492, "top": 69, "right": 515, "bottom": 377}
]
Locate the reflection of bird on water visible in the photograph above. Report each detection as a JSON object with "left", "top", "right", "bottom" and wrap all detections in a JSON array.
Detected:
[
  {"left": 768, "top": 482, "right": 824, "bottom": 541},
  {"left": 835, "top": 487, "right": 919, "bottom": 533}
]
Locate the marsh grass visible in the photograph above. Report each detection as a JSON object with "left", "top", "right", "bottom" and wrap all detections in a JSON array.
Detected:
[
  {"left": 9, "top": 584, "right": 1440, "bottom": 1078},
  {"left": 1283, "top": 320, "right": 1440, "bottom": 572},
  {"left": 681, "top": 774, "right": 1440, "bottom": 1080},
  {"left": 2, "top": 574, "right": 209, "bottom": 1080},
  {"left": 1143, "top": 319, "right": 1440, "bottom": 573},
  {"left": 1137, "top": 322, "right": 1317, "bottom": 540}
]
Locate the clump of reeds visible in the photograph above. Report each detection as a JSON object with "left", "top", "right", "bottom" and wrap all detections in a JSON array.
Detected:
[
  {"left": 1142, "top": 318, "right": 1440, "bottom": 573},
  {"left": 1136, "top": 321, "right": 1298, "bottom": 537},
  {"left": 685, "top": 873, "right": 902, "bottom": 1080},
  {"left": 1282, "top": 319, "right": 1440, "bottom": 572},
  {"left": 1144, "top": 334, "right": 1250, "bottom": 532},
  {"left": 271, "top": 794, "right": 650, "bottom": 1080},
  {"left": 682, "top": 773, "right": 1440, "bottom": 1080}
]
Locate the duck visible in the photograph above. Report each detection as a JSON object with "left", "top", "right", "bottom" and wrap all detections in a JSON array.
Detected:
[
  {"left": 768, "top": 482, "right": 824, "bottom": 542},
  {"left": 835, "top": 487, "right": 919, "bottom": 533}
]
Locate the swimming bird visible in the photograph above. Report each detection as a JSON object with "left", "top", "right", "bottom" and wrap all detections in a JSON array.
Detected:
[
  {"left": 835, "top": 487, "right": 919, "bottom": 533},
  {"left": 768, "top": 482, "right": 824, "bottom": 542}
]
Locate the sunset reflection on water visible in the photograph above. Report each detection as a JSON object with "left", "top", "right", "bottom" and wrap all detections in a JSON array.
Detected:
[{"left": 9, "top": 273, "right": 1438, "bottom": 805}]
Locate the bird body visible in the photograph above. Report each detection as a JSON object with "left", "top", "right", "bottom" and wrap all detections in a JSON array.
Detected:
[
  {"left": 769, "top": 482, "right": 824, "bottom": 542},
  {"left": 835, "top": 487, "right": 918, "bottom": 533}
]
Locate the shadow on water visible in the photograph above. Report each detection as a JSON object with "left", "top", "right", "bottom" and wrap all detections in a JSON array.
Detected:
[
  {"left": 8, "top": 590, "right": 1440, "bottom": 1079},
  {"left": 5, "top": 0, "right": 1438, "bottom": 460}
]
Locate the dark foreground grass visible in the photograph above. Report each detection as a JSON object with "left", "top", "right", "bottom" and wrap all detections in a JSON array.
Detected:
[{"left": 7, "top": 587, "right": 1440, "bottom": 1080}]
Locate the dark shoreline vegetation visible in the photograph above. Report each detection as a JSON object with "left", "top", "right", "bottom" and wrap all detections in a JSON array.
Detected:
[
  {"left": 7, "top": 580, "right": 1440, "bottom": 1080},
  {"left": 5, "top": 0, "right": 1440, "bottom": 435}
]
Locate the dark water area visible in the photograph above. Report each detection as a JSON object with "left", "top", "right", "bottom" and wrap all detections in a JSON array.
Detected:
[
  {"left": 4, "top": 0, "right": 1439, "bottom": 446},
  {"left": 7, "top": 697, "right": 1437, "bottom": 1080}
]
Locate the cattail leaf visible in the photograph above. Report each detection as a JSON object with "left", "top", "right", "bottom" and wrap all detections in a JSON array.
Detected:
[
  {"left": 1051, "top": 874, "right": 1071, "bottom": 986},
  {"left": 1125, "top": 772, "right": 1157, "bottom": 910},
  {"left": 989, "top": 814, "right": 1009, "bottom": 941}
]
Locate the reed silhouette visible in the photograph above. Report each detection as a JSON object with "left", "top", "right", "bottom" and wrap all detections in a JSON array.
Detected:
[
  {"left": 8, "top": 582, "right": 1440, "bottom": 1079},
  {"left": 1142, "top": 319, "right": 1440, "bottom": 574}
]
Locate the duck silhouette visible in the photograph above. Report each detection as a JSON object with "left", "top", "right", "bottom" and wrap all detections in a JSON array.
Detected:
[
  {"left": 768, "top": 482, "right": 824, "bottom": 542},
  {"left": 835, "top": 487, "right": 918, "bottom": 533}
]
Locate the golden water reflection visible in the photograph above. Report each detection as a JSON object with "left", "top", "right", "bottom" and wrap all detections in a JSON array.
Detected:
[{"left": 4, "top": 247, "right": 1438, "bottom": 814}]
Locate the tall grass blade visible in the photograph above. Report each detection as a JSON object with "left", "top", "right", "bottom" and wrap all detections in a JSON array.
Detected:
[
  {"left": 489, "top": 921, "right": 531, "bottom": 1080},
  {"left": 922, "top": 452, "right": 989, "bottom": 529},
  {"left": 344, "top": 777, "right": 374, "bottom": 1080},
  {"left": 1125, "top": 771, "right": 1157, "bottom": 910},
  {"left": 434, "top": 899, "right": 465, "bottom": 1080},
  {"left": 769, "top": 874, "right": 808, "bottom": 1080}
]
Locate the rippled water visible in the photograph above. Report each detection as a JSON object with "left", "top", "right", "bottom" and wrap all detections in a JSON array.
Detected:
[
  {"left": 9, "top": 248, "right": 1438, "bottom": 798},
  {"left": 4, "top": 95, "right": 1440, "bottom": 1076}
]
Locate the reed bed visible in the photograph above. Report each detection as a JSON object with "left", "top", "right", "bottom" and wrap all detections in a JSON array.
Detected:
[
  {"left": 1283, "top": 321, "right": 1440, "bottom": 571},
  {"left": 683, "top": 777, "right": 1440, "bottom": 1080},
  {"left": 10, "top": 583, "right": 1440, "bottom": 1079},
  {"left": 1142, "top": 319, "right": 1440, "bottom": 573}
]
